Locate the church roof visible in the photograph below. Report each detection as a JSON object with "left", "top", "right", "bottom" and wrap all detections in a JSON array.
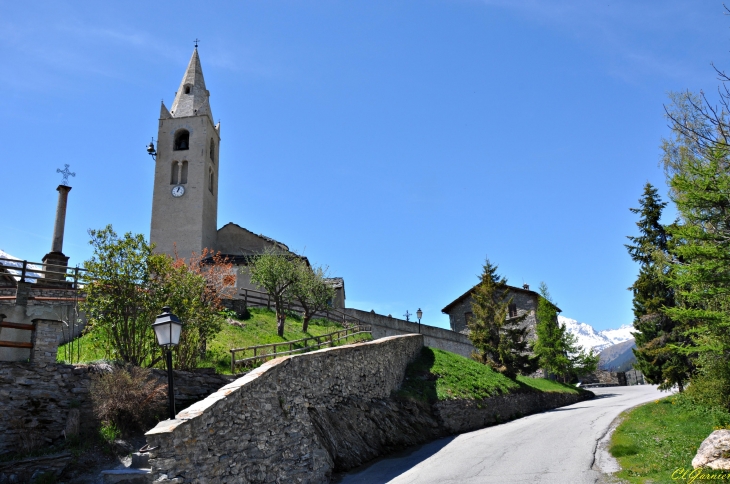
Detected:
[{"left": 170, "top": 48, "right": 213, "bottom": 121}]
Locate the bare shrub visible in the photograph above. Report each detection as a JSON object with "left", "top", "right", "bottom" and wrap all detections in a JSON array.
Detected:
[
  {"left": 10, "top": 418, "right": 43, "bottom": 454},
  {"left": 90, "top": 365, "right": 167, "bottom": 435}
]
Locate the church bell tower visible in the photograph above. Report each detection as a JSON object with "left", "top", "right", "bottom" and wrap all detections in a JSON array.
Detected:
[{"left": 150, "top": 47, "right": 220, "bottom": 259}]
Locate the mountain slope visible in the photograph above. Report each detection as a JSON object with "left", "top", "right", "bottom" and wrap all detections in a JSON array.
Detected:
[
  {"left": 558, "top": 316, "right": 634, "bottom": 353},
  {"left": 598, "top": 339, "right": 637, "bottom": 371}
]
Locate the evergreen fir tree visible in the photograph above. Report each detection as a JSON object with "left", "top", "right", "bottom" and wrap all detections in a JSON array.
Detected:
[
  {"left": 626, "top": 182, "right": 692, "bottom": 391},
  {"left": 467, "top": 257, "right": 537, "bottom": 378},
  {"left": 664, "top": 148, "right": 730, "bottom": 400},
  {"left": 533, "top": 282, "right": 598, "bottom": 381},
  {"left": 533, "top": 282, "right": 568, "bottom": 378}
]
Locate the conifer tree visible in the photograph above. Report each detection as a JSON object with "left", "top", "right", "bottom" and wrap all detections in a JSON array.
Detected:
[
  {"left": 626, "top": 182, "right": 692, "bottom": 391},
  {"left": 467, "top": 257, "right": 537, "bottom": 378},
  {"left": 534, "top": 282, "right": 598, "bottom": 381},
  {"left": 534, "top": 283, "right": 569, "bottom": 378}
]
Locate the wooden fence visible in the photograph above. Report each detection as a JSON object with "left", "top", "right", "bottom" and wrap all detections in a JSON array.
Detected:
[
  {"left": 234, "top": 288, "right": 361, "bottom": 327},
  {"left": 229, "top": 324, "right": 372, "bottom": 373},
  {"left": 0, "top": 319, "right": 35, "bottom": 349},
  {"left": 0, "top": 256, "right": 88, "bottom": 290}
]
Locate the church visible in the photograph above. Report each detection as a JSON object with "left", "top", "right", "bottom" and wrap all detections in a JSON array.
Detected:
[{"left": 149, "top": 48, "right": 345, "bottom": 308}]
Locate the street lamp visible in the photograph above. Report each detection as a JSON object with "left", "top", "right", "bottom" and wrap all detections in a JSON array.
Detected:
[
  {"left": 152, "top": 307, "right": 183, "bottom": 419},
  {"left": 416, "top": 308, "right": 423, "bottom": 334}
]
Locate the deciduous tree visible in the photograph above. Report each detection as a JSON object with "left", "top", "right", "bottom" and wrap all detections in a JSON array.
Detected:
[
  {"left": 288, "top": 262, "right": 335, "bottom": 332},
  {"left": 248, "top": 247, "right": 300, "bottom": 337}
]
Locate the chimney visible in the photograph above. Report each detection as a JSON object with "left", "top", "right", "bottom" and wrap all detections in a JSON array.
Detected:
[
  {"left": 523, "top": 283, "right": 530, "bottom": 290},
  {"left": 42, "top": 185, "right": 72, "bottom": 284}
]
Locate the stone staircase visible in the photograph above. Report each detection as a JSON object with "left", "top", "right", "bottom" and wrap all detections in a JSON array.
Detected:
[{"left": 99, "top": 451, "right": 151, "bottom": 484}]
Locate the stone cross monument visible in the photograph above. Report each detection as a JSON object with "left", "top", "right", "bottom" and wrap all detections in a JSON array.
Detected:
[{"left": 42, "top": 167, "right": 74, "bottom": 284}]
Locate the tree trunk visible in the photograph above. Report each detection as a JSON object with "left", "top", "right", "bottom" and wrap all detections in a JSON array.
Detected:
[
  {"left": 302, "top": 314, "right": 311, "bottom": 333},
  {"left": 277, "top": 311, "right": 285, "bottom": 337}
]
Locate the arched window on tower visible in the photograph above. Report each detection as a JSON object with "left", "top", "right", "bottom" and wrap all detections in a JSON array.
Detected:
[
  {"left": 209, "top": 168, "right": 214, "bottom": 194},
  {"left": 174, "top": 130, "right": 189, "bottom": 151},
  {"left": 210, "top": 138, "right": 215, "bottom": 162},
  {"left": 170, "top": 161, "right": 179, "bottom": 185},
  {"left": 184, "top": 84, "right": 192, "bottom": 94},
  {"left": 180, "top": 161, "right": 188, "bottom": 184}
]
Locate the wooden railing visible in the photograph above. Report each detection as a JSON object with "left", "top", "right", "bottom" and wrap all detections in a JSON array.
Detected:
[
  {"left": 236, "top": 288, "right": 360, "bottom": 327},
  {"left": 229, "top": 324, "right": 372, "bottom": 373},
  {"left": 0, "top": 319, "right": 35, "bottom": 349},
  {"left": 0, "top": 257, "right": 88, "bottom": 288}
]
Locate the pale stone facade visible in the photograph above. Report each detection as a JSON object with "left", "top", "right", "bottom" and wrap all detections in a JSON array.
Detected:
[
  {"left": 150, "top": 48, "right": 220, "bottom": 260},
  {"left": 441, "top": 284, "right": 550, "bottom": 341},
  {"left": 148, "top": 49, "right": 347, "bottom": 308}
]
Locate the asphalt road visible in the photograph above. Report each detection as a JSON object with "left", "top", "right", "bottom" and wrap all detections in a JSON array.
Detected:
[{"left": 337, "top": 385, "right": 667, "bottom": 484}]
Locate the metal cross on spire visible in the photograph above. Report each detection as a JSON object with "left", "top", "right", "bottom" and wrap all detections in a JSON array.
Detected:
[
  {"left": 194, "top": 38, "right": 200, "bottom": 48},
  {"left": 57, "top": 164, "right": 76, "bottom": 186},
  {"left": 403, "top": 310, "right": 412, "bottom": 322}
]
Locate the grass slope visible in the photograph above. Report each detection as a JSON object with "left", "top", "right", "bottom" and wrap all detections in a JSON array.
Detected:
[
  {"left": 610, "top": 395, "right": 730, "bottom": 483},
  {"left": 58, "top": 307, "right": 371, "bottom": 374},
  {"left": 397, "top": 347, "right": 582, "bottom": 402}
]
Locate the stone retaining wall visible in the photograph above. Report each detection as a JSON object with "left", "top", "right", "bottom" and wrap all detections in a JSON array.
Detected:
[
  {"left": 145, "top": 334, "right": 425, "bottom": 483},
  {"left": 433, "top": 390, "right": 591, "bottom": 434},
  {"left": 144, "top": 335, "right": 592, "bottom": 483},
  {"left": 344, "top": 308, "right": 475, "bottom": 358},
  {"left": 0, "top": 363, "right": 234, "bottom": 457}
]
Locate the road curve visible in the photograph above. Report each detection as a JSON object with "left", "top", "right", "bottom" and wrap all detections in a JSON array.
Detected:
[{"left": 336, "top": 385, "right": 667, "bottom": 484}]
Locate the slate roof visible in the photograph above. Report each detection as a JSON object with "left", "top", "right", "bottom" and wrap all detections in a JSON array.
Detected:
[{"left": 441, "top": 283, "right": 561, "bottom": 314}]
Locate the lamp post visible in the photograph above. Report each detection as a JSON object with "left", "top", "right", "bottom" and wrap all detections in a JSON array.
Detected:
[
  {"left": 416, "top": 308, "right": 423, "bottom": 334},
  {"left": 152, "top": 307, "right": 183, "bottom": 420}
]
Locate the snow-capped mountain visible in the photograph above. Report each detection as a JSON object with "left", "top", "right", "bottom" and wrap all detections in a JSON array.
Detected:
[
  {"left": 0, "top": 249, "right": 42, "bottom": 283},
  {"left": 558, "top": 315, "right": 634, "bottom": 353}
]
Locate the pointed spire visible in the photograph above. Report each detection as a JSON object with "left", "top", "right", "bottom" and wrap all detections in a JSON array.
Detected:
[
  {"left": 160, "top": 101, "right": 171, "bottom": 119},
  {"left": 169, "top": 48, "right": 213, "bottom": 121}
]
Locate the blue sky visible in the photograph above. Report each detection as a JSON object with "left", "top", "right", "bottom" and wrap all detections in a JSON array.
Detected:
[{"left": 1, "top": 1, "right": 727, "bottom": 330}]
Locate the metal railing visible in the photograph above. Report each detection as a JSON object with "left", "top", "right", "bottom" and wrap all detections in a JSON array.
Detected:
[{"left": 229, "top": 324, "right": 372, "bottom": 373}]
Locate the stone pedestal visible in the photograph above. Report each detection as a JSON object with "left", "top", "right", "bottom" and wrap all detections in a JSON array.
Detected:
[
  {"left": 15, "top": 282, "right": 31, "bottom": 306},
  {"left": 41, "top": 251, "right": 71, "bottom": 287},
  {"left": 30, "top": 319, "right": 64, "bottom": 365}
]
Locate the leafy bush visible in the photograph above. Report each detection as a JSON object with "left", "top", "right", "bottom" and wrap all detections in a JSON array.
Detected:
[{"left": 90, "top": 366, "right": 166, "bottom": 435}]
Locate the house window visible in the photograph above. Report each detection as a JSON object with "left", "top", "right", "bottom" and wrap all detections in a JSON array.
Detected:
[
  {"left": 464, "top": 312, "right": 474, "bottom": 325},
  {"left": 508, "top": 303, "right": 518, "bottom": 318},
  {"left": 174, "top": 130, "right": 190, "bottom": 151}
]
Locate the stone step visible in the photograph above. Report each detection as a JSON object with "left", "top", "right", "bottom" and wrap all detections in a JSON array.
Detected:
[{"left": 100, "top": 468, "right": 152, "bottom": 484}]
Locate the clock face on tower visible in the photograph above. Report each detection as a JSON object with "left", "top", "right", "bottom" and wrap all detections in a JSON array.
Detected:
[{"left": 171, "top": 185, "right": 185, "bottom": 197}]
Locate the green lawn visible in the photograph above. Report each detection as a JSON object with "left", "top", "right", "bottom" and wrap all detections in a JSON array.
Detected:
[
  {"left": 396, "top": 346, "right": 584, "bottom": 402},
  {"left": 610, "top": 395, "right": 730, "bottom": 483},
  {"left": 57, "top": 307, "right": 372, "bottom": 374}
]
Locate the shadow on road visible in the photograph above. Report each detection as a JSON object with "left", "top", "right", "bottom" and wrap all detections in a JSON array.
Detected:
[
  {"left": 545, "top": 406, "right": 589, "bottom": 412},
  {"left": 593, "top": 393, "right": 621, "bottom": 400},
  {"left": 333, "top": 436, "right": 457, "bottom": 484}
]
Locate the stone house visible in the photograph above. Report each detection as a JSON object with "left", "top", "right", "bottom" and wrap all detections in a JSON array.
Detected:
[{"left": 441, "top": 283, "right": 559, "bottom": 342}]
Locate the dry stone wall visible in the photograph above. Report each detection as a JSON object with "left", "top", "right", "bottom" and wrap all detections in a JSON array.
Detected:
[
  {"left": 145, "top": 335, "right": 425, "bottom": 484},
  {"left": 144, "top": 335, "right": 593, "bottom": 483},
  {"left": 344, "top": 308, "right": 475, "bottom": 358},
  {"left": 0, "top": 363, "right": 234, "bottom": 457}
]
